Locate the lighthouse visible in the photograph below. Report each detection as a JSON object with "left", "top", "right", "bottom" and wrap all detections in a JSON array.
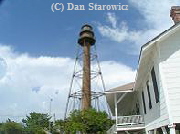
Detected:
[
  {"left": 65, "top": 24, "right": 108, "bottom": 118},
  {"left": 78, "top": 24, "right": 96, "bottom": 110}
]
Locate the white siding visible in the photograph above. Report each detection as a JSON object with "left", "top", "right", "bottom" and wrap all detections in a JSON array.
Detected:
[
  {"left": 141, "top": 52, "right": 160, "bottom": 124},
  {"left": 138, "top": 45, "right": 170, "bottom": 131},
  {"left": 159, "top": 29, "right": 180, "bottom": 123}
]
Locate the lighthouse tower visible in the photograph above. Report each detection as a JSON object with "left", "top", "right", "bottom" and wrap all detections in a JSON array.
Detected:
[
  {"left": 78, "top": 24, "right": 95, "bottom": 110},
  {"left": 65, "top": 24, "right": 109, "bottom": 118}
]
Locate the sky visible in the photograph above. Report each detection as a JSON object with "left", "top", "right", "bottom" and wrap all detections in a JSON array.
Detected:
[{"left": 0, "top": 0, "right": 180, "bottom": 122}]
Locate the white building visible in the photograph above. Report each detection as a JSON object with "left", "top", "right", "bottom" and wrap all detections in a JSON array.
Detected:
[{"left": 106, "top": 6, "right": 180, "bottom": 134}]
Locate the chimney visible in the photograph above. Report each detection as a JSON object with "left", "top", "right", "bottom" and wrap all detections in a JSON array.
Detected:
[{"left": 170, "top": 6, "right": 180, "bottom": 24}]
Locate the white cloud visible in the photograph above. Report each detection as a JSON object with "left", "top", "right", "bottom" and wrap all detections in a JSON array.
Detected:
[
  {"left": 98, "top": 20, "right": 141, "bottom": 43},
  {"left": 0, "top": 45, "right": 74, "bottom": 122},
  {"left": 101, "top": 61, "right": 136, "bottom": 89},
  {"left": 106, "top": 12, "right": 117, "bottom": 28},
  {"left": 97, "top": 0, "right": 180, "bottom": 54},
  {"left": 0, "top": 44, "right": 136, "bottom": 122}
]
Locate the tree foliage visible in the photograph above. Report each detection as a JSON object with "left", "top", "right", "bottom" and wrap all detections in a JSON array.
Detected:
[
  {"left": 0, "top": 110, "right": 113, "bottom": 134},
  {"left": 53, "top": 119, "right": 66, "bottom": 133},
  {"left": 59, "top": 109, "right": 113, "bottom": 134},
  {"left": 0, "top": 118, "right": 23, "bottom": 134},
  {"left": 22, "top": 112, "right": 51, "bottom": 134}
]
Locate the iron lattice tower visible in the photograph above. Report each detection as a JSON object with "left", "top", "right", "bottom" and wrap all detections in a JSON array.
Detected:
[{"left": 64, "top": 24, "right": 110, "bottom": 118}]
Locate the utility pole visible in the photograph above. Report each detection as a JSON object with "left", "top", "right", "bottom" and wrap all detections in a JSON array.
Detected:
[
  {"left": 53, "top": 113, "right": 56, "bottom": 123},
  {"left": 49, "top": 98, "right": 53, "bottom": 132}
]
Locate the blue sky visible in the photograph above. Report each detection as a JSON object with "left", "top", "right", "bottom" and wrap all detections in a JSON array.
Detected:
[
  {"left": 0, "top": 0, "right": 141, "bottom": 68},
  {"left": 0, "top": 0, "right": 179, "bottom": 121}
]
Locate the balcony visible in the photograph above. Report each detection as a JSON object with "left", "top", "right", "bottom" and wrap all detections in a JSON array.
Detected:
[
  {"left": 117, "top": 115, "right": 144, "bottom": 125},
  {"left": 117, "top": 115, "right": 145, "bottom": 131},
  {"left": 107, "top": 115, "right": 145, "bottom": 134},
  {"left": 116, "top": 115, "right": 144, "bottom": 131}
]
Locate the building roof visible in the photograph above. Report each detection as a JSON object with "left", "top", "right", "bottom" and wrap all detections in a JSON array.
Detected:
[
  {"left": 106, "top": 23, "right": 180, "bottom": 116},
  {"left": 138, "top": 22, "right": 180, "bottom": 63},
  {"left": 134, "top": 22, "right": 180, "bottom": 90},
  {"left": 105, "top": 82, "right": 136, "bottom": 116},
  {"left": 106, "top": 82, "right": 134, "bottom": 93}
]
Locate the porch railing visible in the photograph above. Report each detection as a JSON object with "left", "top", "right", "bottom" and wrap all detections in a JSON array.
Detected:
[
  {"left": 117, "top": 115, "right": 144, "bottom": 126},
  {"left": 107, "top": 124, "right": 116, "bottom": 134}
]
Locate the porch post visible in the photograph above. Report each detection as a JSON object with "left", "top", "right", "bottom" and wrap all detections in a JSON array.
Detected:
[
  {"left": 168, "top": 124, "right": 176, "bottom": 134},
  {"left": 153, "top": 129, "right": 157, "bottom": 134},
  {"left": 148, "top": 130, "right": 152, "bottom": 134},
  {"left": 161, "top": 126, "right": 168, "bottom": 134}
]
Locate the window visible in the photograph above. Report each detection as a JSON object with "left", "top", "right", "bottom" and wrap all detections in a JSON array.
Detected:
[
  {"left": 142, "top": 91, "right": 146, "bottom": 114},
  {"left": 151, "top": 67, "right": 159, "bottom": 103},
  {"left": 146, "top": 81, "right": 152, "bottom": 109}
]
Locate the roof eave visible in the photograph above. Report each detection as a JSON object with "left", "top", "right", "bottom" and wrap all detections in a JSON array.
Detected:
[
  {"left": 135, "top": 23, "right": 180, "bottom": 91},
  {"left": 105, "top": 89, "right": 134, "bottom": 94}
]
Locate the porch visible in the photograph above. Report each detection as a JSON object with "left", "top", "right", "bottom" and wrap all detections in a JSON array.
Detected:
[
  {"left": 107, "top": 115, "right": 145, "bottom": 134},
  {"left": 105, "top": 82, "right": 145, "bottom": 133}
]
